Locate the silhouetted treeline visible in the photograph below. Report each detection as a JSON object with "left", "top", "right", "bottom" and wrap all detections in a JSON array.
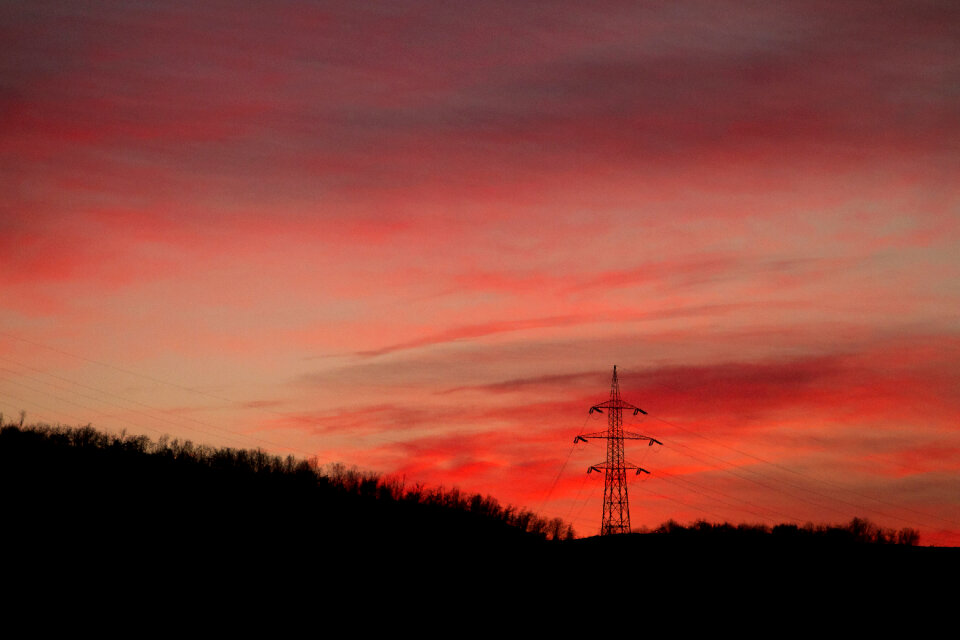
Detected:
[
  {"left": 322, "top": 461, "right": 575, "bottom": 541},
  {"left": 0, "top": 422, "right": 573, "bottom": 558},
  {"left": 3, "top": 420, "right": 957, "bottom": 602},
  {"left": 645, "top": 518, "right": 920, "bottom": 545}
]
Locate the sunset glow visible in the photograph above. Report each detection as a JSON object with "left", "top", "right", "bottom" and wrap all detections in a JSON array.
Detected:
[{"left": 2, "top": 1, "right": 958, "bottom": 544}]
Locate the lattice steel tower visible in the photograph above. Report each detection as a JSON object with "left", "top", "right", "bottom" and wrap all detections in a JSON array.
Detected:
[{"left": 573, "top": 366, "right": 662, "bottom": 535}]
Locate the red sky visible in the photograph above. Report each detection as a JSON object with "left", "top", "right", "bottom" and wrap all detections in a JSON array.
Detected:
[{"left": 2, "top": 1, "right": 958, "bottom": 544}]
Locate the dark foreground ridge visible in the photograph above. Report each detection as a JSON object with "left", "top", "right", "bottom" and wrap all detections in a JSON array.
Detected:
[
  {"left": 1, "top": 423, "right": 568, "bottom": 555},
  {"left": 3, "top": 422, "right": 957, "bottom": 600}
]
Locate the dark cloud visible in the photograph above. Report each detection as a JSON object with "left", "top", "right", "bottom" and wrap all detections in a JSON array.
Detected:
[{"left": 2, "top": 1, "right": 958, "bottom": 543}]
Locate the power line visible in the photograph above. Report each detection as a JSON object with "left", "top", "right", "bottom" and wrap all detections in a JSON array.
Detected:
[
  {"left": 655, "top": 413, "right": 960, "bottom": 529},
  {"left": 0, "top": 335, "right": 548, "bottom": 486},
  {"left": 654, "top": 470, "right": 803, "bottom": 524},
  {"left": 649, "top": 416, "right": 960, "bottom": 531},
  {"left": 634, "top": 485, "right": 730, "bottom": 523},
  {"left": 0, "top": 343, "right": 576, "bottom": 527},
  {"left": 0, "top": 374, "right": 262, "bottom": 452},
  {"left": 0, "top": 356, "right": 317, "bottom": 457},
  {"left": 4, "top": 331, "right": 957, "bottom": 540}
]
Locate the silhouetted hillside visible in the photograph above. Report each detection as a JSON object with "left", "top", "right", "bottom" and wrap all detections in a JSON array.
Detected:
[
  {"left": 637, "top": 517, "right": 920, "bottom": 545},
  {"left": 3, "top": 421, "right": 956, "bottom": 600},
  {"left": 0, "top": 423, "right": 570, "bottom": 562}
]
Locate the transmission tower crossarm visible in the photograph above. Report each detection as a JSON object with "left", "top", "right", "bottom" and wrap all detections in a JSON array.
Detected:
[
  {"left": 624, "top": 431, "right": 662, "bottom": 445},
  {"left": 588, "top": 461, "right": 649, "bottom": 472},
  {"left": 578, "top": 429, "right": 660, "bottom": 443},
  {"left": 578, "top": 430, "right": 613, "bottom": 440},
  {"left": 589, "top": 399, "right": 646, "bottom": 414}
]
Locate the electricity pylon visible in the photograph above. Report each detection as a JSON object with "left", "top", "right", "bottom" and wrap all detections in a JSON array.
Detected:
[{"left": 573, "top": 366, "right": 662, "bottom": 535}]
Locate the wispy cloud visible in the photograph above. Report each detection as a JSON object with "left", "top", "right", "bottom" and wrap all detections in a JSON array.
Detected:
[{"left": 2, "top": 0, "right": 957, "bottom": 542}]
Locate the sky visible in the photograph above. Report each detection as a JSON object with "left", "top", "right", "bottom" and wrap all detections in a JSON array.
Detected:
[{"left": 2, "top": 1, "right": 958, "bottom": 544}]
